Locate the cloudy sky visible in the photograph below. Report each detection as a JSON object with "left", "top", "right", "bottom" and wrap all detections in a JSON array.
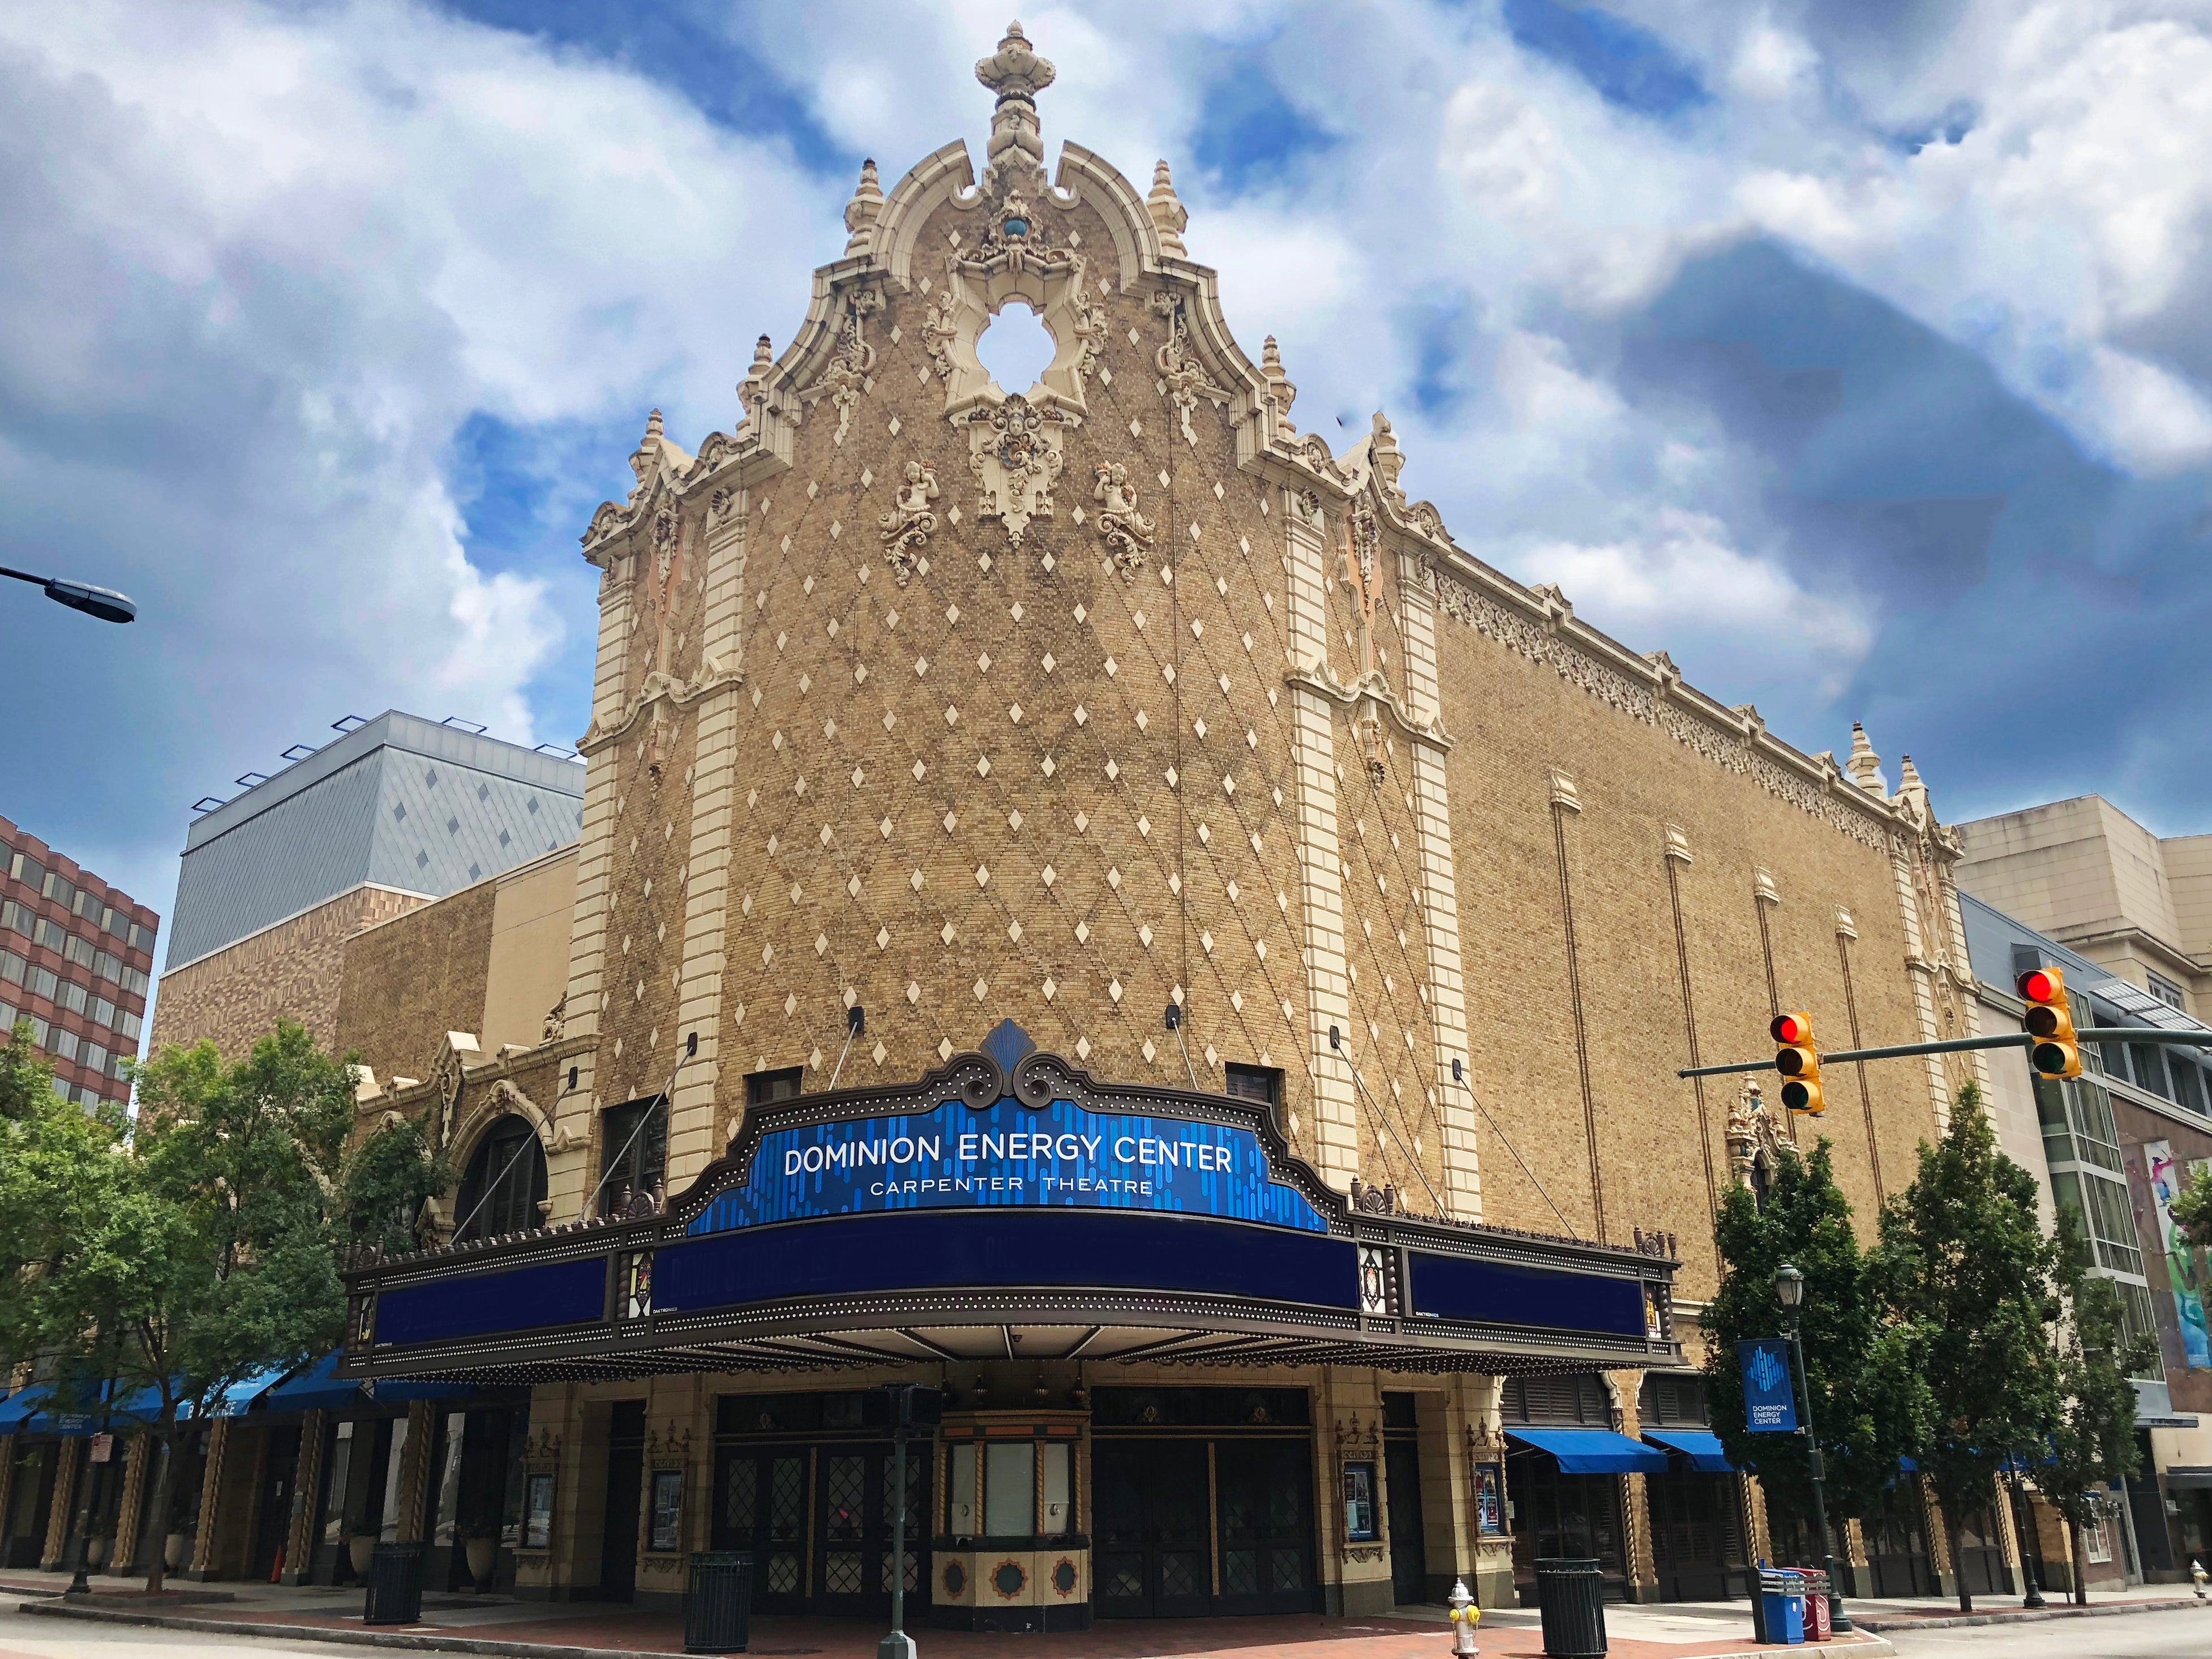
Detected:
[{"left": 6, "top": 0, "right": 2212, "bottom": 964}]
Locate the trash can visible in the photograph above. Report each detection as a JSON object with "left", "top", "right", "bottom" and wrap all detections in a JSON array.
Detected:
[
  {"left": 1532, "top": 1557, "right": 1607, "bottom": 1657},
  {"left": 684, "top": 1551, "right": 753, "bottom": 1654},
  {"left": 1756, "top": 1568, "right": 1805, "bottom": 1646},
  {"left": 362, "top": 1542, "right": 426, "bottom": 1626},
  {"left": 1796, "top": 1568, "right": 1832, "bottom": 1641}
]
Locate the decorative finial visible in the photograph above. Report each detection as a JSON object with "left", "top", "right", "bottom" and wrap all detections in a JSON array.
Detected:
[
  {"left": 739, "top": 335, "right": 773, "bottom": 427},
  {"left": 1846, "top": 721, "right": 1885, "bottom": 795},
  {"left": 976, "top": 22, "right": 1054, "bottom": 192},
  {"left": 1369, "top": 410, "right": 1405, "bottom": 502},
  {"left": 645, "top": 408, "right": 663, "bottom": 439},
  {"left": 1147, "top": 160, "right": 1189, "bottom": 255},
  {"left": 1261, "top": 336, "right": 1298, "bottom": 429},
  {"left": 751, "top": 335, "right": 773, "bottom": 372},
  {"left": 843, "top": 158, "right": 884, "bottom": 253}
]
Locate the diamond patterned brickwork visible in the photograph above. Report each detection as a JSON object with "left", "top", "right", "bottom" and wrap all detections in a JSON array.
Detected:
[{"left": 700, "top": 186, "right": 1324, "bottom": 1163}]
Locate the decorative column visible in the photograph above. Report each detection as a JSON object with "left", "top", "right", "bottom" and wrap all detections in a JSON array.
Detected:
[
  {"left": 0, "top": 1433, "right": 15, "bottom": 1565},
  {"left": 186, "top": 1420, "right": 230, "bottom": 1578},
  {"left": 1610, "top": 1371, "right": 1660, "bottom": 1604},
  {"left": 41, "top": 1437, "right": 79, "bottom": 1568},
  {"left": 110, "top": 1433, "right": 151, "bottom": 1575},
  {"left": 396, "top": 1400, "right": 436, "bottom": 1543},
  {"left": 282, "top": 1411, "right": 328, "bottom": 1585}
]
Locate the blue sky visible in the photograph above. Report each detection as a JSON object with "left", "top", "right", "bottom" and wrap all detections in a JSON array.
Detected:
[{"left": 5, "top": 0, "right": 2212, "bottom": 967}]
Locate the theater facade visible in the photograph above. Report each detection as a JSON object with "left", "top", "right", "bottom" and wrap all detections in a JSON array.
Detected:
[{"left": 57, "top": 16, "right": 2028, "bottom": 1622}]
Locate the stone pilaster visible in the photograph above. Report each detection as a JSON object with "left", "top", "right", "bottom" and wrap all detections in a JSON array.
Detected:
[
  {"left": 186, "top": 1419, "right": 229, "bottom": 1577},
  {"left": 41, "top": 1435, "right": 78, "bottom": 1568},
  {"left": 1284, "top": 494, "right": 1356, "bottom": 1184},
  {"left": 397, "top": 1400, "right": 437, "bottom": 1543},
  {"left": 1610, "top": 1370, "right": 1660, "bottom": 1603},
  {"left": 1396, "top": 553, "right": 1478, "bottom": 1218}
]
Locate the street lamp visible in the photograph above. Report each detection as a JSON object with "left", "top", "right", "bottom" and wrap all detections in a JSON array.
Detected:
[
  {"left": 1, "top": 565, "right": 136, "bottom": 625},
  {"left": 1774, "top": 1262, "right": 1853, "bottom": 1634}
]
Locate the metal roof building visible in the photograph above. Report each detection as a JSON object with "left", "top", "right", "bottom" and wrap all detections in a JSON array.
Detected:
[{"left": 166, "top": 712, "right": 585, "bottom": 972}]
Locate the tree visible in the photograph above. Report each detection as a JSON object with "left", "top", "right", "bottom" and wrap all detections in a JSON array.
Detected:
[
  {"left": 2172, "top": 1164, "right": 2212, "bottom": 1250},
  {"left": 0, "top": 1018, "right": 58, "bottom": 1121},
  {"left": 1703, "top": 1138, "right": 1927, "bottom": 1546},
  {"left": 5, "top": 1022, "right": 357, "bottom": 1593},
  {"left": 338, "top": 1113, "right": 452, "bottom": 1257},
  {"left": 2039, "top": 1207, "right": 2153, "bottom": 1605},
  {"left": 1875, "top": 1084, "right": 2069, "bottom": 1613}
]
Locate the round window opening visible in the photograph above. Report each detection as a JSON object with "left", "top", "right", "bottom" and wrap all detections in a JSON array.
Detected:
[
  {"left": 942, "top": 1560, "right": 967, "bottom": 1596},
  {"left": 975, "top": 303, "right": 1057, "bottom": 396},
  {"left": 992, "top": 1558, "right": 1027, "bottom": 1599},
  {"left": 1052, "top": 1558, "right": 1078, "bottom": 1595}
]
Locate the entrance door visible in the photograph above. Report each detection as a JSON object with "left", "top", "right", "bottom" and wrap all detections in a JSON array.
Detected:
[
  {"left": 1862, "top": 1482, "right": 1935, "bottom": 1597},
  {"left": 1093, "top": 1441, "right": 1211, "bottom": 1618},
  {"left": 1507, "top": 1447, "right": 1627, "bottom": 1604},
  {"left": 812, "top": 1443, "right": 932, "bottom": 1616},
  {"left": 1384, "top": 1438, "right": 1427, "bottom": 1606},
  {"left": 600, "top": 1403, "right": 645, "bottom": 1602},
  {"left": 713, "top": 1450, "right": 810, "bottom": 1611},
  {"left": 1953, "top": 1504, "right": 2009, "bottom": 1598},
  {"left": 1646, "top": 1469, "right": 1745, "bottom": 1601},
  {"left": 252, "top": 1426, "right": 302, "bottom": 1581},
  {"left": 1217, "top": 1439, "right": 1317, "bottom": 1614},
  {"left": 6, "top": 1443, "right": 55, "bottom": 1568}
]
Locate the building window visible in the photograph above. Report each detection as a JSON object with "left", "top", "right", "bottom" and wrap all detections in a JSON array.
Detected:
[
  {"left": 0, "top": 950, "right": 22, "bottom": 984},
  {"left": 2052, "top": 1170, "right": 2144, "bottom": 1278},
  {"left": 8, "top": 852, "right": 44, "bottom": 889},
  {"left": 1502, "top": 1373, "right": 1610, "bottom": 1426},
  {"left": 2129, "top": 1043, "right": 2171, "bottom": 1100},
  {"left": 2148, "top": 970, "right": 2186, "bottom": 1010},
  {"left": 1224, "top": 1063, "right": 1283, "bottom": 1110},
  {"left": 599, "top": 1098, "right": 668, "bottom": 1215},
  {"left": 2174, "top": 1058, "right": 2207, "bottom": 1116},
  {"left": 746, "top": 1068, "right": 804, "bottom": 1108},
  {"left": 456, "top": 1116, "right": 549, "bottom": 1242},
  {"left": 1638, "top": 1373, "right": 1709, "bottom": 1427}
]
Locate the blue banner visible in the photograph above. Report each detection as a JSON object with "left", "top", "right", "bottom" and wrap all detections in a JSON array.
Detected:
[
  {"left": 1739, "top": 1338, "right": 1798, "bottom": 1433},
  {"left": 687, "top": 1096, "right": 1330, "bottom": 1236}
]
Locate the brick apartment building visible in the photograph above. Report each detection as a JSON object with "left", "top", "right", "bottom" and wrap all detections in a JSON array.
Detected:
[{"left": 0, "top": 814, "right": 157, "bottom": 1108}]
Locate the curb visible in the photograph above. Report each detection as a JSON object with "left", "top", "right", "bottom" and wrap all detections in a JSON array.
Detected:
[
  {"left": 16, "top": 1600, "right": 686, "bottom": 1659},
  {"left": 1849, "top": 1595, "right": 2209, "bottom": 1632}
]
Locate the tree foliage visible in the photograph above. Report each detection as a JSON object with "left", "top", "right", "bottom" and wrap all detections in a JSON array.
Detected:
[
  {"left": 1702, "top": 1137, "right": 1927, "bottom": 1528},
  {"left": 1875, "top": 1084, "right": 2069, "bottom": 1613},
  {"left": 2040, "top": 1207, "right": 2151, "bottom": 1604},
  {"left": 2173, "top": 1164, "right": 2212, "bottom": 1251},
  {"left": 2, "top": 1021, "right": 357, "bottom": 1593},
  {"left": 338, "top": 1113, "right": 452, "bottom": 1256}
]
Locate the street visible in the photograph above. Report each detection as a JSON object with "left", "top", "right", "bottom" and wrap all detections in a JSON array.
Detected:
[{"left": 1882, "top": 1607, "right": 2211, "bottom": 1657}]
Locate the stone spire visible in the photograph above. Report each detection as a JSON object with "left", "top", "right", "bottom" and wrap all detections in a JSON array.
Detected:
[
  {"left": 740, "top": 335, "right": 773, "bottom": 427},
  {"left": 975, "top": 21, "right": 1054, "bottom": 192},
  {"left": 1147, "top": 159, "right": 1189, "bottom": 255},
  {"left": 1845, "top": 721, "right": 1884, "bottom": 795},
  {"left": 843, "top": 157, "right": 884, "bottom": 254},
  {"left": 1895, "top": 753, "right": 1930, "bottom": 823}
]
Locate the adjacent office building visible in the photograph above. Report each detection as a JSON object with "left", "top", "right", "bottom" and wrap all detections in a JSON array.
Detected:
[
  {"left": 149, "top": 711, "right": 585, "bottom": 1061},
  {"left": 0, "top": 813, "right": 157, "bottom": 1109}
]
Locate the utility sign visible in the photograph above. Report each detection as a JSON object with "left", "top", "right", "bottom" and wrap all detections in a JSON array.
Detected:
[{"left": 1739, "top": 1338, "right": 1798, "bottom": 1433}]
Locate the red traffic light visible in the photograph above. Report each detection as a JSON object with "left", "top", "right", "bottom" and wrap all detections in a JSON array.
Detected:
[
  {"left": 2018, "top": 968, "right": 2058, "bottom": 1005},
  {"left": 1771, "top": 1013, "right": 1810, "bottom": 1045}
]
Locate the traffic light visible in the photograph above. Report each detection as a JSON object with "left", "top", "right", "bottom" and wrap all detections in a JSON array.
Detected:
[
  {"left": 1771, "top": 1011, "right": 1825, "bottom": 1115},
  {"left": 2018, "top": 966, "right": 2083, "bottom": 1079}
]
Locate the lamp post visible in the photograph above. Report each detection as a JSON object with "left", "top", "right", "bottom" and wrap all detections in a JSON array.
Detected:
[
  {"left": 2007, "top": 1461, "right": 2047, "bottom": 1609},
  {"left": 0, "top": 565, "right": 136, "bottom": 624},
  {"left": 1775, "top": 1263, "right": 1852, "bottom": 1634}
]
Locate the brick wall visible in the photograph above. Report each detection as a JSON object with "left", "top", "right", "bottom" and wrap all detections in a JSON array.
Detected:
[
  {"left": 149, "top": 885, "right": 425, "bottom": 1061},
  {"left": 336, "top": 882, "right": 498, "bottom": 1081}
]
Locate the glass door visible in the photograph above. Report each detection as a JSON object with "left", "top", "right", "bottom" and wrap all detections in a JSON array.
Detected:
[
  {"left": 1217, "top": 1439, "right": 1317, "bottom": 1614},
  {"left": 1093, "top": 1440, "right": 1210, "bottom": 1618},
  {"left": 713, "top": 1450, "right": 809, "bottom": 1610}
]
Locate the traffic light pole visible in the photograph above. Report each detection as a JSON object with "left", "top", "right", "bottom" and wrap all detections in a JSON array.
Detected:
[{"left": 1679, "top": 1024, "right": 2212, "bottom": 1081}]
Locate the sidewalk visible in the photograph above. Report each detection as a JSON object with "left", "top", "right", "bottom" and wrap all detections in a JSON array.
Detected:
[{"left": 1, "top": 1569, "right": 1890, "bottom": 1659}]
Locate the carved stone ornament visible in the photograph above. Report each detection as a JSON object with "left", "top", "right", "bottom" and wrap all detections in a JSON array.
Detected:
[
  {"left": 877, "top": 461, "right": 941, "bottom": 585},
  {"left": 798, "top": 286, "right": 882, "bottom": 447},
  {"left": 1091, "top": 461, "right": 1154, "bottom": 577},
  {"left": 964, "top": 392, "right": 1073, "bottom": 546},
  {"left": 1152, "top": 290, "right": 1229, "bottom": 447},
  {"left": 1726, "top": 1080, "right": 1788, "bottom": 1190}
]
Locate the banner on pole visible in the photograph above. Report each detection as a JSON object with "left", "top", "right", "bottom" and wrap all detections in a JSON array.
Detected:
[{"left": 1739, "top": 1338, "right": 1798, "bottom": 1433}]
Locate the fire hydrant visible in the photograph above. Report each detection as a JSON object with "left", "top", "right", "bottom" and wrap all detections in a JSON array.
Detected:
[
  {"left": 1447, "top": 1577, "right": 1481, "bottom": 1656},
  {"left": 2192, "top": 1557, "right": 2206, "bottom": 1600}
]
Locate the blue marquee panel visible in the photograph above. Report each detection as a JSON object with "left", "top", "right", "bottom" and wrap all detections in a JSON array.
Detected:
[
  {"left": 376, "top": 1256, "right": 605, "bottom": 1347},
  {"left": 1409, "top": 1250, "right": 1647, "bottom": 1338},
  {"left": 686, "top": 1097, "right": 1329, "bottom": 1236},
  {"left": 657, "top": 1209, "right": 1359, "bottom": 1315}
]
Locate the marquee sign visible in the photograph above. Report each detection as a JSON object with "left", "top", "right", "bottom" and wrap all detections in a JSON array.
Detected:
[{"left": 685, "top": 1094, "right": 1330, "bottom": 1236}]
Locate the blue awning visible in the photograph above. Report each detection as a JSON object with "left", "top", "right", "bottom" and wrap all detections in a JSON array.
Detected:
[
  {"left": 207, "top": 1365, "right": 293, "bottom": 1418},
  {"left": 263, "top": 1354, "right": 472, "bottom": 1412},
  {"left": 0, "top": 1388, "right": 50, "bottom": 1431},
  {"left": 1645, "top": 1429, "right": 1734, "bottom": 1472},
  {"left": 1507, "top": 1427, "right": 1669, "bottom": 1474}
]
